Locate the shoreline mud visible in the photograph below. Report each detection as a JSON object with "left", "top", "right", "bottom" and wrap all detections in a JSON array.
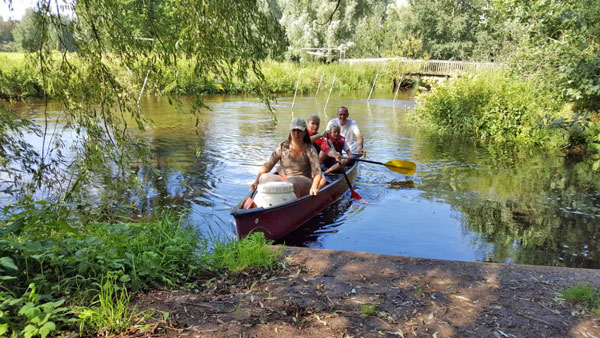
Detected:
[{"left": 135, "top": 246, "right": 600, "bottom": 337}]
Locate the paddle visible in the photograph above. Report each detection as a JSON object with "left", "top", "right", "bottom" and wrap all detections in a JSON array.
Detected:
[
  {"left": 344, "top": 157, "right": 417, "bottom": 176},
  {"left": 327, "top": 139, "right": 362, "bottom": 200},
  {"left": 242, "top": 189, "right": 257, "bottom": 209}
]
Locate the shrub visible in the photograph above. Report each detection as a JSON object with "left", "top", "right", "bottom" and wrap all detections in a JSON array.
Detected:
[{"left": 410, "top": 71, "right": 565, "bottom": 147}]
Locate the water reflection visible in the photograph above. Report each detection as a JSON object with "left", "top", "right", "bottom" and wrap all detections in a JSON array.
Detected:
[
  {"left": 279, "top": 196, "right": 355, "bottom": 247},
  {"left": 9, "top": 90, "right": 600, "bottom": 268}
]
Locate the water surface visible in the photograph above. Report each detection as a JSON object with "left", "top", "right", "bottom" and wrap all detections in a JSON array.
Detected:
[{"left": 11, "top": 90, "right": 600, "bottom": 268}]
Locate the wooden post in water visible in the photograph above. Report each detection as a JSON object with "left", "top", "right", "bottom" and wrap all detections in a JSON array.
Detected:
[
  {"left": 314, "top": 70, "right": 325, "bottom": 97},
  {"left": 291, "top": 69, "right": 302, "bottom": 116},
  {"left": 392, "top": 74, "right": 403, "bottom": 108},
  {"left": 323, "top": 74, "right": 337, "bottom": 116},
  {"left": 367, "top": 71, "right": 379, "bottom": 102},
  {"left": 137, "top": 68, "right": 151, "bottom": 106}
]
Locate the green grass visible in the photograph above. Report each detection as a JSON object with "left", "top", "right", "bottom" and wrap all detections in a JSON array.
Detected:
[
  {"left": 560, "top": 283, "right": 600, "bottom": 316},
  {"left": 211, "top": 232, "right": 282, "bottom": 272},
  {"left": 561, "top": 283, "right": 598, "bottom": 306},
  {"left": 78, "top": 275, "right": 152, "bottom": 336},
  {"left": 0, "top": 52, "right": 413, "bottom": 99},
  {"left": 360, "top": 303, "right": 378, "bottom": 316},
  {"left": 0, "top": 52, "right": 28, "bottom": 71},
  {"left": 0, "top": 206, "right": 283, "bottom": 336}
]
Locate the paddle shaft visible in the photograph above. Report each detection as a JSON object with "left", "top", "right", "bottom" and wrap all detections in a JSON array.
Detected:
[
  {"left": 328, "top": 140, "right": 361, "bottom": 199},
  {"left": 341, "top": 157, "right": 416, "bottom": 175},
  {"left": 349, "top": 158, "right": 385, "bottom": 166}
]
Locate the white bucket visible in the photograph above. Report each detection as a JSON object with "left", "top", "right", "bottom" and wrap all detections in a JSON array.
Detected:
[{"left": 254, "top": 181, "right": 296, "bottom": 208}]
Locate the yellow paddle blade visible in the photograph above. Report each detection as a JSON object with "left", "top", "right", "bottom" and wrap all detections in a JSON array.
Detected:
[{"left": 383, "top": 160, "right": 417, "bottom": 175}]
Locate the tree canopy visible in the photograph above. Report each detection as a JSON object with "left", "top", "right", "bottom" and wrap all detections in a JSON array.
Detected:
[{"left": 1, "top": 0, "right": 286, "bottom": 203}]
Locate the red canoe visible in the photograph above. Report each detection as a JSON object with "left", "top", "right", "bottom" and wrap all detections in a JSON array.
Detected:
[{"left": 231, "top": 161, "right": 359, "bottom": 240}]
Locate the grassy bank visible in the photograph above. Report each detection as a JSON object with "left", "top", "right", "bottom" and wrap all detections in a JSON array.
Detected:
[
  {"left": 409, "top": 71, "right": 600, "bottom": 167},
  {"left": 0, "top": 207, "right": 281, "bottom": 336},
  {"left": 0, "top": 52, "right": 412, "bottom": 99}
]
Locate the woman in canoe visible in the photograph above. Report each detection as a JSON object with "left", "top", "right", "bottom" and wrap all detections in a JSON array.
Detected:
[{"left": 250, "top": 118, "right": 323, "bottom": 197}]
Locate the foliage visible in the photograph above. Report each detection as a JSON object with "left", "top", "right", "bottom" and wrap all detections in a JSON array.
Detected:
[
  {"left": 402, "top": 0, "right": 487, "bottom": 60},
  {"left": 0, "top": 107, "right": 42, "bottom": 196},
  {"left": 360, "top": 303, "right": 377, "bottom": 316},
  {"left": 0, "top": 16, "right": 17, "bottom": 52},
  {"left": 411, "top": 71, "right": 564, "bottom": 146},
  {"left": 12, "top": 9, "right": 50, "bottom": 52},
  {"left": 0, "top": 0, "right": 285, "bottom": 209},
  {"left": 1, "top": 207, "right": 206, "bottom": 295},
  {"left": 272, "top": 0, "right": 391, "bottom": 61},
  {"left": 78, "top": 275, "right": 151, "bottom": 336},
  {"left": 0, "top": 204, "right": 284, "bottom": 335},
  {"left": 493, "top": 0, "right": 600, "bottom": 111},
  {"left": 560, "top": 283, "right": 600, "bottom": 316},
  {"left": 0, "top": 283, "right": 72, "bottom": 338},
  {"left": 210, "top": 232, "right": 282, "bottom": 272},
  {"left": 561, "top": 283, "right": 598, "bottom": 306}
]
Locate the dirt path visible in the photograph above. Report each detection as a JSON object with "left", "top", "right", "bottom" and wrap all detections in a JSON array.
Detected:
[{"left": 135, "top": 247, "right": 600, "bottom": 337}]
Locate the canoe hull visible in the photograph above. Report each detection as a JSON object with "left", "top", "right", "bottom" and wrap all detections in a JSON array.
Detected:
[{"left": 231, "top": 162, "right": 358, "bottom": 240}]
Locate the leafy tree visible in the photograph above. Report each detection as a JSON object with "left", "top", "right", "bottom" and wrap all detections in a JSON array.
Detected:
[
  {"left": 12, "top": 8, "right": 52, "bottom": 52},
  {"left": 402, "top": 0, "right": 489, "bottom": 60},
  {"left": 493, "top": 0, "right": 600, "bottom": 111},
  {"left": 274, "top": 0, "right": 391, "bottom": 61},
  {"left": 380, "top": 4, "right": 424, "bottom": 58},
  {"left": 0, "top": 16, "right": 15, "bottom": 42},
  {"left": 1, "top": 0, "right": 285, "bottom": 206},
  {"left": 346, "top": 16, "right": 384, "bottom": 58}
]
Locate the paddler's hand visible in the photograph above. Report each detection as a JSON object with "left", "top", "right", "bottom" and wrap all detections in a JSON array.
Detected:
[
  {"left": 335, "top": 154, "right": 342, "bottom": 163},
  {"left": 309, "top": 186, "right": 319, "bottom": 196},
  {"left": 250, "top": 179, "right": 259, "bottom": 190}
]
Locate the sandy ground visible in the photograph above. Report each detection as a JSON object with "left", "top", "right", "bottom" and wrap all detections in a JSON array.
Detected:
[{"left": 133, "top": 246, "right": 600, "bottom": 338}]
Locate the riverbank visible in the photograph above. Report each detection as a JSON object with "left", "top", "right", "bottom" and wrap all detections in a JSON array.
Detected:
[
  {"left": 0, "top": 53, "right": 412, "bottom": 100},
  {"left": 134, "top": 246, "right": 600, "bottom": 337}
]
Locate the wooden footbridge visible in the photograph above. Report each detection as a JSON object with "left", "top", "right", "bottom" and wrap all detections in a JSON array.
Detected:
[{"left": 340, "top": 57, "right": 505, "bottom": 77}]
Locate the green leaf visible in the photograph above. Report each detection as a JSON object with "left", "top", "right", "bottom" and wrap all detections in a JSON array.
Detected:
[
  {"left": 22, "top": 324, "right": 37, "bottom": 338},
  {"left": 0, "top": 257, "right": 18, "bottom": 270},
  {"left": 39, "top": 321, "right": 56, "bottom": 338}
]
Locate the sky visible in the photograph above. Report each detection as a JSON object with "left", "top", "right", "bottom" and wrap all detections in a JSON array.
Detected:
[
  {"left": 1, "top": 0, "right": 408, "bottom": 21},
  {"left": 0, "top": 0, "right": 71, "bottom": 20},
  {"left": 0, "top": 0, "right": 35, "bottom": 20}
]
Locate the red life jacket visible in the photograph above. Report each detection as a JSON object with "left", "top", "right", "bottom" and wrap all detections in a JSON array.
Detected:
[{"left": 320, "top": 135, "right": 346, "bottom": 153}]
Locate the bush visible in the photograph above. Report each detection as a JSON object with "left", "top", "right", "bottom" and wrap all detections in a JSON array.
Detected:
[
  {"left": 410, "top": 71, "right": 565, "bottom": 147},
  {"left": 0, "top": 205, "right": 284, "bottom": 336}
]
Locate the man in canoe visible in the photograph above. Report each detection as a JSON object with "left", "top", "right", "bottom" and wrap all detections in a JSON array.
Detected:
[
  {"left": 250, "top": 118, "right": 323, "bottom": 197},
  {"left": 325, "top": 106, "right": 363, "bottom": 155}
]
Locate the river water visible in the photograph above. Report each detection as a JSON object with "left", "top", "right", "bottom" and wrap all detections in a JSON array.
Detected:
[{"left": 11, "top": 90, "right": 600, "bottom": 268}]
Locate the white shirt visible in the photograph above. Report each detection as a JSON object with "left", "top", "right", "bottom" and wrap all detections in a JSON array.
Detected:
[{"left": 326, "top": 118, "right": 360, "bottom": 146}]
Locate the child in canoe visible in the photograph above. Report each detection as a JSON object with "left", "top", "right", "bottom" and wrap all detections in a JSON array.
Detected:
[{"left": 319, "top": 123, "right": 353, "bottom": 174}]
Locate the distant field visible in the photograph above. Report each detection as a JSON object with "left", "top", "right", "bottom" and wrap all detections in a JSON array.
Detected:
[{"left": 0, "top": 52, "right": 27, "bottom": 71}]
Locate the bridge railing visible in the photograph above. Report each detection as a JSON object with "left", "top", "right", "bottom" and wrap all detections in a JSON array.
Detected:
[{"left": 341, "top": 57, "right": 505, "bottom": 75}]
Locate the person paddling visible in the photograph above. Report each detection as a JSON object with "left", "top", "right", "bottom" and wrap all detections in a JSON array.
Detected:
[{"left": 250, "top": 118, "right": 322, "bottom": 197}]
